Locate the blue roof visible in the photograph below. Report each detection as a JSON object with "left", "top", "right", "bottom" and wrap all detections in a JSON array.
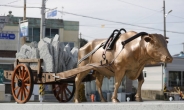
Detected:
[{"left": 173, "top": 52, "right": 184, "bottom": 58}]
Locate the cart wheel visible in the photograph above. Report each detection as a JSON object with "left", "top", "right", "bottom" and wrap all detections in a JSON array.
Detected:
[
  {"left": 11, "top": 64, "right": 33, "bottom": 103},
  {"left": 52, "top": 83, "right": 75, "bottom": 102}
]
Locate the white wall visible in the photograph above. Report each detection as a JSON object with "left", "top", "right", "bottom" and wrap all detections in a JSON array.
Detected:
[
  {"left": 0, "top": 26, "right": 18, "bottom": 51},
  {"left": 133, "top": 66, "right": 163, "bottom": 91}
]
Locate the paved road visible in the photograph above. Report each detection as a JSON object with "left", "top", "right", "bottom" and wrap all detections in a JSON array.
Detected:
[{"left": 0, "top": 100, "right": 184, "bottom": 110}]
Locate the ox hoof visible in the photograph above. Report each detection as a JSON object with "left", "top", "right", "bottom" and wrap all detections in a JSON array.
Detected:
[
  {"left": 135, "top": 97, "right": 143, "bottom": 102},
  {"left": 74, "top": 99, "right": 81, "bottom": 103},
  {"left": 101, "top": 99, "right": 107, "bottom": 102},
  {"left": 112, "top": 98, "right": 120, "bottom": 103}
]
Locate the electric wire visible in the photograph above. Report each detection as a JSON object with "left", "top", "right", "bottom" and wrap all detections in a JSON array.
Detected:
[
  {"left": 61, "top": 11, "right": 184, "bottom": 35},
  {"left": 117, "top": 0, "right": 184, "bottom": 20}
]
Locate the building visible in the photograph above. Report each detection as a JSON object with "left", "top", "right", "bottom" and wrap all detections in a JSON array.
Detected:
[{"left": 132, "top": 52, "right": 184, "bottom": 100}]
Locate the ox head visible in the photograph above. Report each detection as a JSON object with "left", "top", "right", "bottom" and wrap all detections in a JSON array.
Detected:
[{"left": 143, "top": 34, "right": 173, "bottom": 63}]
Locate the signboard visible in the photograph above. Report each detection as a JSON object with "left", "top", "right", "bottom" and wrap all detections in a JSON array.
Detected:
[
  {"left": 20, "top": 21, "right": 28, "bottom": 37},
  {"left": 0, "top": 33, "right": 16, "bottom": 40},
  {"left": 0, "top": 69, "right": 3, "bottom": 83},
  {"left": 47, "top": 10, "right": 57, "bottom": 18}
]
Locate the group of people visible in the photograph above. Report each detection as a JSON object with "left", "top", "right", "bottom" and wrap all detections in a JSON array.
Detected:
[{"left": 164, "top": 84, "right": 184, "bottom": 100}]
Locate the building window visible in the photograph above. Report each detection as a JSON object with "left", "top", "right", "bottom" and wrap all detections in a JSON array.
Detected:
[
  {"left": 51, "top": 29, "right": 59, "bottom": 37},
  {"left": 26, "top": 28, "right": 59, "bottom": 42},
  {"left": 169, "top": 71, "right": 181, "bottom": 87},
  {"left": 0, "top": 19, "right": 5, "bottom": 23},
  {"left": 45, "top": 28, "right": 50, "bottom": 38}
]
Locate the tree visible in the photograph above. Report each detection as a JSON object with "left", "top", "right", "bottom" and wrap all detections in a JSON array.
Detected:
[{"left": 80, "top": 38, "right": 88, "bottom": 48}]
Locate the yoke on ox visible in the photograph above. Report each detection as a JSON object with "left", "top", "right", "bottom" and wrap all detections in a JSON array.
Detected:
[{"left": 74, "top": 29, "right": 173, "bottom": 103}]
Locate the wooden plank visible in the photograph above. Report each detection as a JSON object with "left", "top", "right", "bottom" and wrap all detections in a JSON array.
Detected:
[
  {"left": 55, "top": 63, "right": 114, "bottom": 80},
  {"left": 45, "top": 73, "right": 56, "bottom": 82},
  {"left": 56, "top": 65, "right": 94, "bottom": 80},
  {"left": 18, "top": 59, "right": 42, "bottom": 63}
]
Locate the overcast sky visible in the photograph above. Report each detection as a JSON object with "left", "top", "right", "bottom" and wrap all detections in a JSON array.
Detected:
[{"left": 1, "top": 0, "right": 184, "bottom": 55}]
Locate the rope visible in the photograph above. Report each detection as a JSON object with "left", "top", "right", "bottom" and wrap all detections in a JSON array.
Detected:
[
  {"left": 110, "top": 46, "right": 124, "bottom": 64},
  {"left": 77, "top": 43, "right": 104, "bottom": 65}
]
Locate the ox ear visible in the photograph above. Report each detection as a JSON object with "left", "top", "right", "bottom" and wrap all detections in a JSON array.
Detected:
[
  {"left": 144, "top": 35, "right": 152, "bottom": 42},
  {"left": 144, "top": 34, "right": 154, "bottom": 42}
]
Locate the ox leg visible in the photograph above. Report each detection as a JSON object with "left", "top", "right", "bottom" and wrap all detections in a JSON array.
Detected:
[
  {"left": 135, "top": 72, "right": 144, "bottom": 102},
  {"left": 95, "top": 72, "right": 107, "bottom": 102},
  {"left": 111, "top": 71, "right": 125, "bottom": 102},
  {"left": 74, "top": 71, "right": 89, "bottom": 103}
]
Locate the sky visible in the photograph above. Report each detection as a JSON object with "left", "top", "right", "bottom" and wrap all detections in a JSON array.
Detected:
[{"left": 0, "top": 0, "right": 184, "bottom": 55}]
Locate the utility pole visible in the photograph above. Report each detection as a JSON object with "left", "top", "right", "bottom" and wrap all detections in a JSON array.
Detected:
[
  {"left": 21, "top": 0, "right": 26, "bottom": 46},
  {"left": 40, "top": 0, "right": 46, "bottom": 40},
  {"left": 79, "top": 33, "right": 81, "bottom": 48},
  {"left": 23, "top": 0, "right": 26, "bottom": 20},
  {"left": 162, "top": 0, "right": 166, "bottom": 93},
  {"left": 163, "top": 0, "right": 166, "bottom": 38},
  {"left": 39, "top": 0, "right": 46, "bottom": 103}
]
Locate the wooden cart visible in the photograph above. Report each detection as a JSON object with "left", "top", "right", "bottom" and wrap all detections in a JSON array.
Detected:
[{"left": 4, "top": 58, "right": 114, "bottom": 103}]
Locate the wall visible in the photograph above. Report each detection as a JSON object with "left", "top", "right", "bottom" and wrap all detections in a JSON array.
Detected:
[
  {"left": 133, "top": 66, "right": 162, "bottom": 91},
  {"left": 0, "top": 26, "right": 18, "bottom": 51},
  {"left": 166, "top": 58, "right": 184, "bottom": 71},
  {"left": 63, "top": 20, "right": 79, "bottom": 48},
  {"left": 63, "top": 30, "right": 79, "bottom": 48}
]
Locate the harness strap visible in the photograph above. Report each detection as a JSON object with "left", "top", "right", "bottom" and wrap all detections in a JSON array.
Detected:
[
  {"left": 102, "top": 37, "right": 112, "bottom": 60},
  {"left": 77, "top": 43, "right": 104, "bottom": 65}
]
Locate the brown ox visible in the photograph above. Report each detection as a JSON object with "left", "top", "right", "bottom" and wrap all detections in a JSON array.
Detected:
[{"left": 74, "top": 31, "right": 173, "bottom": 103}]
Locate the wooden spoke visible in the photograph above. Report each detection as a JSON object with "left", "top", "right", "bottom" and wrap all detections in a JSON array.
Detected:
[
  {"left": 11, "top": 64, "right": 33, "bottom": 103},
  {"left": 56, "top": 87, "right": 61, "bottom": 98},
  {"left": 14, "top": 86, "right": 19, "bottom": 91},
  {"left": 22, "top": 66, "right": 25, "bottom": 78},
  {"left": 24, "top": 87, "right": 29, "bottom": 93},
  {"left": 53, "top": 85, "right": 59, "bottom": 91},
  {"left": 23, "top": 71, "right": 27, "bottom": 80},
  {"left": 25, "top": 83, "right": 30, "bottom": 86},
  {"left": 66, "top": 87, "right": 72, "bottom": 95},
  {"left": 23, "top": 88, "right": 26, "bottom": 99},
  {"left": 18, "top": 68, "right": 22, "bottom": 78},
  {"left": 60, "top": 89, "right": 63, "bottom": 102},
  {"left": 20, "top": 88, "right": 23, "bottom": 101},
  {"left": 24, "top": 77, "right": 29, "bottom": 82},
  {"left": 16, "top": 88, "right": 21, "bottom": 98},
  {"left": 63, "top": 89, "right": 68, "bottom": 101},
  {"left": 15, "top": 74, "right": 20, "bottom": 79}
]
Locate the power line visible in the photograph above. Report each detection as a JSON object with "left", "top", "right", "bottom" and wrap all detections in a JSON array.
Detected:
[
  {"left": 135, "top": 21, "right": 184, "bottom": 24},
  {"left": 117, "top": 0, "right": 184, "bottom": 20},
  {"left": 61, "top": 11, "right": 184, "bottom": 35},
  {"left": 132, "top": 10, "right": 163, "bottom": 23},
  {"left": 4, "top": 0, "right": 20, "bottom": 5},
  {"left": 117, "top": 0, "right": 161, "bottom": 12},
  {"left": 0, "top": 4, "right": 41, "bottom": 8}
]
